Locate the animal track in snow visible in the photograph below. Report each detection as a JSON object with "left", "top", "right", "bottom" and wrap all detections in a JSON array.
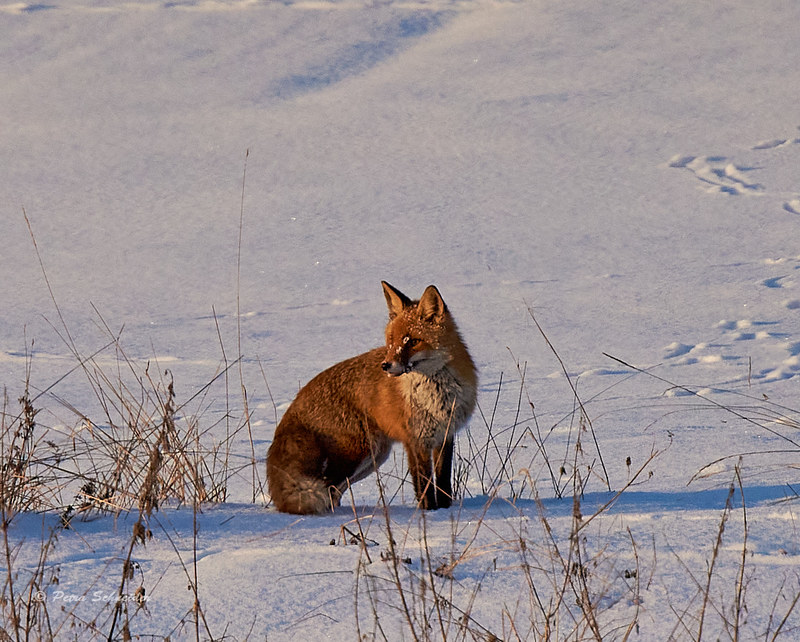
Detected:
[
  {"left": 669, "top": 128, "right": 800, "bottom": 212},
  {"left": 784, "top": 199, "right": 800, "bottom": 215},
  {"left": 714, "top": 319, "right": 783, "bottom": 342},
  {"left": 764, "top": 256, "right": 800, "bottom": 268},
  {"left": 661, "top": 256, "right": 800, "bottom": 379},
  {"left": 667, "top": 155, "right": 763, "bottom": 195},
  {"left": 762, "top": 257, "right": 800, "bottom": 297},
  {"left": 762, "top": 275, "right": 793, "bottom": 289},
  {"left": 763, "top": 257, "right": 800, "bottom": 310},
  {"left": 751, "top": 138, "right": 800, "bottom": 150},
  {"left": 661, "top": 341, "right": 723, "bottom": 365},
  {"left": 661, "top": 317, "right": 800, "bottom": 384},
  {"left": 664, "top": 132, "right": 800, "bottom": 386}
]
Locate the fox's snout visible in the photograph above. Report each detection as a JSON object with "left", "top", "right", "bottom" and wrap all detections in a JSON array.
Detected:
[
  {"left": 382, "top": 335, "right": 422, "bottom": 376},
  {"left": 381, "top": 359, "right": 412, "bottom": 376}
]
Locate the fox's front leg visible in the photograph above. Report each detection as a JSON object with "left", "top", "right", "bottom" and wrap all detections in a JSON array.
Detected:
[
  {"left": 433, "top": 437, "right": 454, "bottom": 509},
  {"left": 405, "top": 444, "right": 437, "bottom": 510}
]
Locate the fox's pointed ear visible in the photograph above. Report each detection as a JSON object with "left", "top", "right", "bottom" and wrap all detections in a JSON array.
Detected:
[
  {"left": 382, "top": 281, "right": 411, "bottom": 320},
  {"left": 418, "top": 285, "right": 447, "bottom": 322}
]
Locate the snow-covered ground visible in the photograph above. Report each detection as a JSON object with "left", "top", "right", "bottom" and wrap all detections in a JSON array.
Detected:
[{"left": 2, "top": 0, "right": 800, "bottom": 639}]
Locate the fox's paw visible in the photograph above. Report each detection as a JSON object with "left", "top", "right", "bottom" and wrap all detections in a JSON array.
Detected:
[
  {"left": 417, "top": 490, "right": 451, "bottom": 510},
  {"left": 417, "top": 491, "right": 438, "bottom": 511},
  {"left": 435, "top": 493, "right": 452, "bottom": 509}
]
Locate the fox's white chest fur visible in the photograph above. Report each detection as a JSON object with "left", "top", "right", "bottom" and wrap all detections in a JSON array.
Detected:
[{"left": 400, "top": 367, "right": 475, "bottom": 449}]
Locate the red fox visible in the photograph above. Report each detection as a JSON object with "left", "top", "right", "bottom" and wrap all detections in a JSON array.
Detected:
[{"left": 266, "top": 282, "right": 478, "bottom": 515}]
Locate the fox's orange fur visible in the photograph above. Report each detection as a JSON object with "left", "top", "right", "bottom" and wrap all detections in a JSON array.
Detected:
[{"left": 266, "top": 282, "right": 478, "bottom": 515}]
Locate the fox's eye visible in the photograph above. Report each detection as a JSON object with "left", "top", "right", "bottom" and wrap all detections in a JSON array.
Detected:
[{"left": 406, "top": 337, "right": 420, "bottom": 348}]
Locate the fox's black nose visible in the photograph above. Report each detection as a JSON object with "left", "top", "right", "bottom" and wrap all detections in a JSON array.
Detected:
[{"left": 381, "top": 360, "right": 407, "bottom": 376}]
